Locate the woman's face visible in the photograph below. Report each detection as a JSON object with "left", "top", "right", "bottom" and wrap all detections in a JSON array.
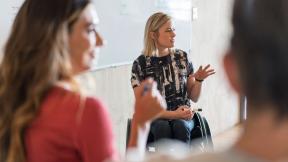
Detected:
[
  {"left": 155, "top": 20, "right": 176, "bottom": 50},
  {"left": 69, "top": 4, "right": 103, "bottom": 74}
]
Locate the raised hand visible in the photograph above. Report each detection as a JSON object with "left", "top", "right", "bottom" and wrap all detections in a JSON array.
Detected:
[
  {"left": 192, "top": 64, "right": 215, "bottom": 81},
  {"left": 133, "top": 78, "right": 166, "bottom": 126}
]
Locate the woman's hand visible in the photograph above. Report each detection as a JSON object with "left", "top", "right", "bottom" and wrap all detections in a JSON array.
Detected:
[
  {"left": 187, "top": 64, "right": 215, "bottom": 102},
  {"left": 192, "top": 64, "right": 215, "bottom": 81},
  {"left": 174, "top": 105, "right": 194, "bottom": 120},
  {"left": 128, "top": 78, "right": 166, "bottom": 148},
  {"left": 133, "top": 78, "right": 166, "bottom": 127}
]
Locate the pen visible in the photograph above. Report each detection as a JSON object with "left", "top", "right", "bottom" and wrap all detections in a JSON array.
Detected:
[
  {"left": 181, "top": 108, "right": 202, "bottom": 112},
  {"left": 192, "top": 108, "right": 202, "bottom": 112},
  {"left": 142, "top": 84, "right": 151, "bottom": 96}
]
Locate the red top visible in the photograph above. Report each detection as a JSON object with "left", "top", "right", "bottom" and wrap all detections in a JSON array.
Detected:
[{"left": 25, "top": 86, "right": 117, "bottom": 162}]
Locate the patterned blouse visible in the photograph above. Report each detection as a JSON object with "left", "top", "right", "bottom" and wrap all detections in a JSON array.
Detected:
[{"left": 131, "top": 49, "right": 194, "bottom": 111}]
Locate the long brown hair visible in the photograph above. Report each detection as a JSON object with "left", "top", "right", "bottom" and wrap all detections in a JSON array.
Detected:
[{"left": 0, "top": 0, "right": 90, "bottom": 161}]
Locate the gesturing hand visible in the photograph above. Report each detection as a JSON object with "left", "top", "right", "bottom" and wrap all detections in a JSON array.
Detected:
[
  {"left": 193, "top": 64, "right": 215, "bottom": 81},
  {"left": 134, "top": 78, "right": 166, "bottom": 126}
]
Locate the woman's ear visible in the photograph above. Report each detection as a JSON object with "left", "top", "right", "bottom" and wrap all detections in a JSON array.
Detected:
[
  {"left": 150, "top": 32, "right": 156, "bottom": 40},
  {"left": 223, "top": 49, "right": 242, "bottom": 94}
]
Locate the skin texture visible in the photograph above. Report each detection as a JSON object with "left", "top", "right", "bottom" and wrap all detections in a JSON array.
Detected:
[
  {"left": 69, "top": 4, "right": 103, "bottom": 75},
  {"left": 152, "top": 20, "right": 176, "bottom": 55}
]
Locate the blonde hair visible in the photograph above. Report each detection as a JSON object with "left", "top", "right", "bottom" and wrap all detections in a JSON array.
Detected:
[
  {"left": 0, "top": 0, "right": 90, "bottom": 161},
  {"left": 143, "top": 12, "right": 172, "bottom": 56}
]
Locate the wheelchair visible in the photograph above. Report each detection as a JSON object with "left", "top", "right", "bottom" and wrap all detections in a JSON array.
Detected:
[{"left": 126, "top": 112, "right": 213, "bottom": 152}]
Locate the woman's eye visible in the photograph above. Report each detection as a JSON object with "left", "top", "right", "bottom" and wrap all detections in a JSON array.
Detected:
[
  {"left": 87, "top": 27, "right": 96, "bottom": 33},
  {"left": 87, "top": 24, "right": 98, "bottom": 34},
  {"left": 166, "top": 28, "right": 175, "bottom": 32}
]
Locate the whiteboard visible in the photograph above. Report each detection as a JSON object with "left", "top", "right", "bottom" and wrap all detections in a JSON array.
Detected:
[
  {"left": 0, "top": 0, "right": 192, "bottom": 69},
  {"left": 0, "top": 0, "right": 23, "bottom": 57},
  {"left": 93, "top": 0, "right": 193, "bottom": 69}
]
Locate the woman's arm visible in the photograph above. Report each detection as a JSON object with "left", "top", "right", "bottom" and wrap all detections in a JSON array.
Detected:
[
  {"left": 187, "top": 76, "right": 202, "bottom": 102},
  {"left": 127, "top": 79, "right": 165, "bottom": 160},
  {"left": 187, "top": 64, "right": 215, "bottom": 102}
]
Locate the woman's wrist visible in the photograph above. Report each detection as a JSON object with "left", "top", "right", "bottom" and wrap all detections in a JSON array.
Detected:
[
  {"left": 128, "top": 117, "right": 150, "bottom": 147},
  {"left": 132, "top": 113, "right": 146, "bottom": 128},
  {"left": 195, "top": 78, "right": 204, "bottom": 82}
]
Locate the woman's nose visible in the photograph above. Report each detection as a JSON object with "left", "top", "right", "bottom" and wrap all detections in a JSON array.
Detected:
[
  {"left": 171, "top": 31, "right": 176, "bottom": 37},
  {"left": 96, "top": 32, "right": 103, "bottom": 47}
]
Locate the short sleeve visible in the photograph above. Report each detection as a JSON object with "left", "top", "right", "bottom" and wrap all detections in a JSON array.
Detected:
[
  {"left": 131, "top": 59, "right": 143, "bottom": 88},
  {"left": 187, "top": 61, "right": 194, "bottom": 76},
  {"left": 75, "top": 97, "right": 117, "bottom": 162},
  {"left": 185, "top": 52, "right": 194, "bottom": 76}
]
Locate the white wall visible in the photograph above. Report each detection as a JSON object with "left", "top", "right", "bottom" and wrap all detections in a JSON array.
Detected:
[
  {"left": 78, "top": 0, "right": 238, "bottom": 155},
  {"left": 0, "top": 0, "right": 238, "bottom": 156},
  {"left": 93, "top": 0, "right": 193, "bottom": 68},
  {"left": 190, "top": 0, "right": 238, "bottom": 136},
  {"left": 0, "top": 0, "right": 23, "bottom": 56}
]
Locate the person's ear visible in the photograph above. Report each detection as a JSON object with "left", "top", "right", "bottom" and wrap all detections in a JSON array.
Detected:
[
  {"left": 223, "top": 49, "right": 242, "bottom": 94},
  {"left": 150, "top": 32, "right": 157, "bottom": 40}
]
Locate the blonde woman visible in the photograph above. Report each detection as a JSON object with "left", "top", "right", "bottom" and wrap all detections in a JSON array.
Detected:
[
  {"left": 130, "top": 0, "right": 288, "bottom": 161},
  {"left": 131, "top": 12, "right": 215, "bottom": 146},
  {"left": 0, "top": 0, "right": 164, "bottom": 162}
]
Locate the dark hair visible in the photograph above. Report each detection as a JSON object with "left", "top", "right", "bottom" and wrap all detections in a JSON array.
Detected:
[
  {"left": 231, "top": 0, "right": 288, "bottom": 117},
  {"left": 0, "top": 0, "right": 90, "bottom": 161}
]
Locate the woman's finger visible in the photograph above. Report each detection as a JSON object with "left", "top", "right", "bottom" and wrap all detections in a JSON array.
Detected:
[{"left": 203, "top": 64, "right": 210, "bottom": 70}]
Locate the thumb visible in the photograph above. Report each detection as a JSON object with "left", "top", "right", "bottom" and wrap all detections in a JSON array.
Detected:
[{"left": 136, "top": 78, "right": 154, "bottom": 98}]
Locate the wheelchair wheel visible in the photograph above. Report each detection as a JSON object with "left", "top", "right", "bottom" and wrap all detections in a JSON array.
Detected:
[
  {"left": 126, "top": 113, "right": 214, "bottom": 151},
  {"left": 192, "top": 112, "right": 213, "bottom": 150}
]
